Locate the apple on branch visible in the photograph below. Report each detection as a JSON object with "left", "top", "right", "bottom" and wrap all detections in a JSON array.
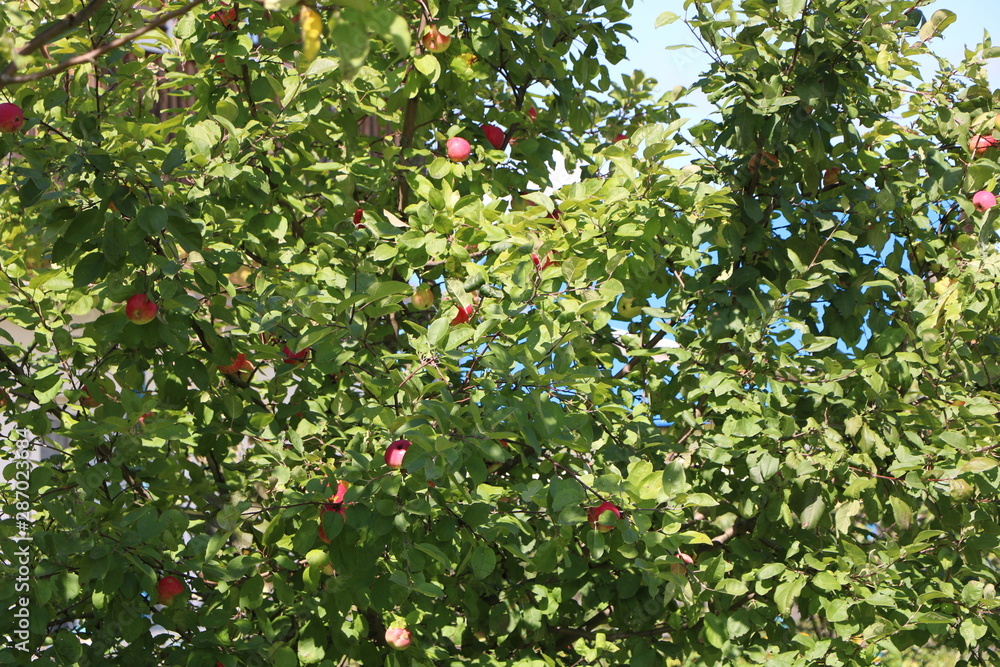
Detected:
[
  {"left": 482, "top": 124, "right": 505, "bottom": 150},
  {"left": 422, "top": 26, "right": 451, "bottom": 53},
  {"left": 125, "top": 293, "right": 158, "bottom": 325},
  {"left": 319, "top": 480, "right": 349, "bottom": 543},
  {"left": 156, "top": 575, "right": 185, "bottom": 605},
  {"left": 969, "top": 134, "right": 998, "bottom": 155},
  {"left": 450, "top": 304, "right": 474, "bottom": 325},
  {"left": 447, "top": 136, "right": 471, "bottom": 162},
  {"left": 385, "top": 439, "right": 411, "bottom": 469},
  {"left": 282, "top": 344, "right": 310, "bottom": 365},
  {"left": 0, "top": 103, "right": 24, "bottom": 133},
  {"left": 385, "top": 626, "right": 412, "bottom": 650},
  {"left": 586, "top": 501, "right": 622, "bottom": 532},
  {"left": 411, "top": 284, "right": 435, "bottom": 310},
  {"left": 972, "top": 190, "right": 996, "bottom": 212},
  {"left": 218, "top": 353, "right": 254, "bottom": 382}
]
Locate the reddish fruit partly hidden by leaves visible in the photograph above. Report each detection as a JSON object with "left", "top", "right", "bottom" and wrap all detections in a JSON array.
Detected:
[
  {"left": 319, "top": 480, "right": 349, "bottom": 543},
  {"left": 587, "top": 501, "right": 622, "bottom": 532},
  {"left": 385, "top": 626, "right": 413, "bottom": 651},
  {"left": 823, "top": 167, "right": 841, "bottom": 188},
  {"left": 125, "top": 293, "right": 158, "bottom": 325},
  {"left": 211, "top": 6, "right": 237, "bottom": 28},
  {"left": 218, "top": 353, "right": 253, "bottom": 380},
  {"left": 532, "top": 252, "right": 556, "bottom": 271},
  {"left": 422, "top": 26, "right": 451, "bottom": 53},
  {"left": 282, "top": 345, "right": 310, "bottom": 365},
  {"left": 973, "top": 190, "right": 997, "bottom": 212},
  {"left": 385, "top": 439, "right": 411, "bottom": 469},
  {"left": 353, "top": 207, "right": 364, "bottom": 227},
  {"left": 446, "top": 136, "right": 471, "bottom": 162},
  {"left": 0, "top": 103, "right": 24, "bottom": 133},
  {"left": 450, "top": 305, "right": 474, "bottom": 325},
  {"left": 969, "top": 134, "right": 998, "bottom": 155},
  {"left": 156, "top": 575, "right": 185, "bottom": 605},
  {"left": 613, "top": 133, "right": 627, "bottom": 143},
  {"left": 481, "top": 124, "right": 505, "bottom": 150},
  {"left": 527, "top": 107, "right": 538, "bottom": 122},
  {"left": 411, "top": 284, "right": 435, "bottom": 310}
]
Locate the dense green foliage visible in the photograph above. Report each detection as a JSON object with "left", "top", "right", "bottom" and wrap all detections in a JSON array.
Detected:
[{"left": 0, "top": 0, "right": 998, "bottom": 665}]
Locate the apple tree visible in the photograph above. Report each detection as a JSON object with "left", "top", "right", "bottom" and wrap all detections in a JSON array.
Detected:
[{"left": 0, "top": 0, "right": 999, "bottom": 665}]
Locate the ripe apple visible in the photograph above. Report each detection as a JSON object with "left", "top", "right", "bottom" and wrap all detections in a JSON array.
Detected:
[
  {"left": 125, "top": 293, "right": 158, "bottom": 325},
  {"left": 0, "top": 103, "right": 24, "bottom": 133},
  {"left": 447, "top": 136, "right": 471, "bottom": 162},
  {"left": 972, "top": 190, "right": 997, "bottom": 212},
  {"left": 385, "top": 626, "right": 412, "bottom": 650},
  {"left": 282, "top": 345, "right": 310, "bottom": 365},
  {"left": 319, "top": 480, "right": 349, "bottom": 543},
  {"left": 80, "top": 388, "right": 103, "bottom": 408},
  {"left": 613, "top": 133, "right": 627, "bottom": 143},
  {"left": 218, "top": 353, "right": 253, "bottom": 381},
  {"left": 749, "top": 151, "right": 780, "bottom": 181},
  {"left": 586, "top": 501, "right": 622, "bottom": 532},
  {"left": 527, "top": 107, "right": 538, "bottom": 122},
  {"left": 411, "top": 284, "right": 435, "bottom": 310},
  {"left": 385, "top": 439, "right": 411, "bottom": 469},
  {"left": 482, "top": 124, "right": 505, "bottom": 150},
  {"left": 422, "top": 26, "right": 451, "bottom": 53},
  {"left": 969, "top": 134, "right": 998, "bottom": 155},
  {"left": 156, "top": 575, "right": 185, "bottom": 605},
  {"left": 353, "top": 207, "right": 364, "bottom": 227},
  {"left": 532, "top": 252, "right": 556, "bottom": 271},
  {"left": 450, "top": 304, "right": 474, "bottom": 325},
  {"left": 211, "top": 5, "right": 237, "bottom": 28}
]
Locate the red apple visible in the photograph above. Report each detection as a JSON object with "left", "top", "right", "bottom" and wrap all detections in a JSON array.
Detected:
[
  {"left": 125, "top": 293, "right": 158, "bottom": 325},
  {"left": 385, "top": 439, "right": 411, "bottom": 469},
  {"left": 411, "top": 284, "right": 435, "bottom": 310},
  {"left": 586, "top": 501, "right": 621, "bottom": 532},
  {"left": 353, "top": 207, "right": 364, "bottom": 227},
  {"left": 156, "top": 575, "right": 185, "bottom": 605},
  {"left": 527, "top": 107, "right": 538, "bottom": 122},
  {"left": 481, "top": 124, "right": 505, "bottom": 150},
  {"left": 450, "top": 304, "right": 474, "bottom": 325},
  {"left": 679, "top": 552, "right": 694, "bottom": 565},
  {"left": 211, "top": 6, "right": 237, "bottom": 28},
  {"left": 282, "top": 345, "right": 310, "bottom": 365},
  {"left": 613, "top": 133, "right": 627, "bottom": 143},
  {"left": 969, "top": 134, "right": 998, "bottom": 155},
  {"left": 422, "top": 26, "right": 451, "bottom": 53},
  {"left": 532, "top": 252, "right": 555, "bottom": 271},
  {"left": 972, "top": 190, "right": 997, "bottom": 212},
  {"left": 218, "top": 353, "right": 253, "bottom": 381},
  {"left": 319, "top": 480, "right": 349, "bottom": 543},
  {"left": 0, "top": 103, "right": 24, "bottom": 133},
  {"left": 385, "top": 626, "right": 412, "bottom": 650},
  {"left": 80, "top": 388, "right": 103, "bottom": 409},
  {"left": 447, "top": 136, "right": 471, "bottom": 162}
]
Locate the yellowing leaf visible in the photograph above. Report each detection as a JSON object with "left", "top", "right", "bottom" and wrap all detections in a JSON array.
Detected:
[{"left": 300, "top": 7, "right": 323, "bottom": 66}]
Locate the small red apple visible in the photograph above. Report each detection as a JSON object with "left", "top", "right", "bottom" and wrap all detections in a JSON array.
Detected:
[
  {"left": 385, "top": 439, "right": 411, "bottom": 469},
  {"left": 385, "top": 626, "right": 412, "bottom": 650},
  {"left": 319, "top": 480, "right": 349, "bottom": 543},
  {"left": 613, "top": 133, "right": 627, "bottom": 143},
  {"left": 353, "top": 207, "right": 364, "bottom": 227},
  {"left": 532, "top": 252, "right": 556, "bottom": 271},
  {"left": 125, "top": 293, "right": 158, "bottom": 325},
  {"left": 447, "top": 136, "right": 471, "bottom": 162},
  {"left": 679, "top": 552, "right": 694, "bottom": 565},
  {"left": 481, "top": 124, "right": 505, "bottom": 150},
  {"left": 586, "top": 501, "right": 621, "bottom": 532},
  {"left": 969, "top": 134, "right": 998, "bottom": 155},
  {"left": 218, "top": 353, "right": 253, "bottom": 381},
  {"left": 422, "top": 26, "right": 451, "bottom": 53},
  {"left": 972, "top": 190, "right": 997, "bottom": 212},
  {"left": 0, "top": 103, "right": 24, "bottom": 133},
  {"left": 282, "top": 345, "right": 310, "bottom": 365},
  {"left": 156, "top": 575, "right": 185, "bottom": 605},
  {"left": 411, "top": 284, "right": 435, "bottom": 310},
  {"left": 527, "top": 107, "right": 538, "bottom": 122},
  {"left": 80, "top": 388, "right": 103, "bottom": 409},
  {"left": 211, "top": 6, "right": 237, "bottom": 28},
  {"left": 450, "top": 304, "right": 474, "bottom": 325}
]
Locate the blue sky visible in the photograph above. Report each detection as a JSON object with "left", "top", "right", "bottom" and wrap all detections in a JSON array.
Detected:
[{"left": 609, "top": 0, "right": 1000, "bottom": 116}]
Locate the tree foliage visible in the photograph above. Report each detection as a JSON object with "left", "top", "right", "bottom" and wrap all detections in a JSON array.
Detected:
[{"left": 0, "top": 0, "right": 998, "bottom": 665}]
